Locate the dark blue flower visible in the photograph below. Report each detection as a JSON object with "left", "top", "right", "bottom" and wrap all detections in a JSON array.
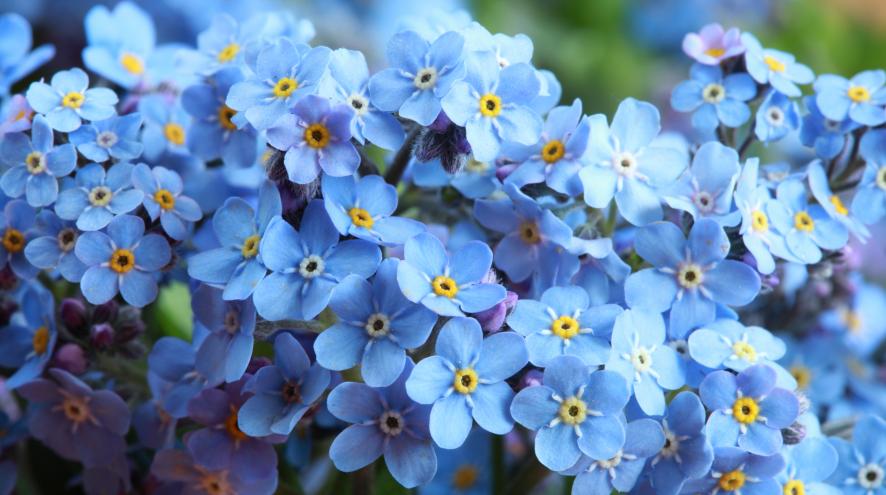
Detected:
[
  {"left": 0, "top": 199, "right": 38, "bottom": 278},
  {"left": 0, "top": 284, "right": 56, "bottom": 388},
  {"left": 192, "top": 284, "right": 257, "bottom": 384},
  {"left": 23, "top": 210, "right": 85, "bottom": 282}
]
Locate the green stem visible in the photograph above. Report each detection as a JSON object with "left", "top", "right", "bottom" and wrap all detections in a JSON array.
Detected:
[
  {"left": 602, "top": 203, "right": 618, "bottom": 237},
  {"left": 384, "top": 127, "right": 421, "bottom": 186}
]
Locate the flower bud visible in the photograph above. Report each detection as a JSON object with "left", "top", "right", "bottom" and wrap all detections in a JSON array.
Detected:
[
  {"left": 518, "top": 369, "right": 544, "bottom": 389},
  {"left": 473, "top": 291, "right": 518, "bottom": 334},
  {"left": 53, "top": 344, "right": 88, "bottom": 375},
  {"left": 115, "top": 306, "right": 145, "bottom": 343},
  {"left": 90, "top": 322, "right": 115, "bottom": 349},
  {"left": 60, "top": 298, "right": 88, "bottom": 334},
  {"left": 781, "top": 421, "right": 807, "bottom": 445},
  {"left": 92, "top": 300, "right": 119, "bottom": 323}
]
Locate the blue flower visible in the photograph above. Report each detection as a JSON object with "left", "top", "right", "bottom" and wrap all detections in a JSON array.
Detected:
[
  {"left": 25, "top": 68, "right": 118, "bottom": 133},
  {"left": 777, "top": 436, "right": 840, "bottom": 495},
  {"left": 670, "top": 63, "right": 756, "bottom": 133},
  {"left": 0, "top": 199, "right": 38, "bottom": 278},
  {"left": 0, "top": 13, "right": 54, "bottom": 96},
  {"left": 605, "top": 309, "right": 685, "bottom": 415},
  {"left": 369, "top": 30, "right": 465, "bottom": 126},
  {"left": 238, "top": 332, "right": 331, "bottom": 436},
  {"left": 441, "top": 51, "right": 542, "bottom": 161},
  {"left": 180, "top": 14, "right": 252, "bottom": 76},
  {"left": 137, "top": 94, "right": 191, "bottom": 159},
  {"left": 253, "top": 200, "right": 381, "bottom": 321},
  {"left": 405, "top": 317, "right": 527, "bottom": 448},
  {"left": 74, "top": 214, "right": 171, "bottom": 307},
  {"left": 700, "top": 364, "right": 799, "bottom": 455},
  {"left": 815, "top": 70, "right": 886, "bottom": 126},
  {"left": 151, "top": 448, "right": 277, "bottom": 495},
  {"left": 755, "top": 90, "right": 800, "bottom": 143},
  {"left": 397, "top": 232, "right": 505, "bottom": 316},
  {"left": 132, "top": 163, "right": 204, "bottom": 241},
  {"left": 624, "top": 219, "right": 761, "bottom": 337},
  {"left": 566, "top": 419, "right": 665, "bottom": 495},
  {"left": 192, "top": 284, "right": 256, "bottom": 384},
  {"left": 506, "top": 285, "right": 621, "bottom": 367},
  {"left": 0, "top": 94, "right": 33, "bottom": 139},
  {"left": 147, "top": 337, "right": 209, "bottom": 418},
  {"left": 420, "top": 429, "right": 491, "bottom": 495},
  {"left": 646, "top": 392, "right": 715, "bottom": 495},
  {"left": 315, "top": 258, "right": 437, "bottom": 387},
  {"left": 505, "top": 99, "right": 591, "bottom": 196},
  {"left": 808, "top": 160, "right": 869, "bottom": 240},
  {"left": 742, "top": 32, "right": 814, "bottom": 97},
  {"left": 326, "top": 48, "right": 405, "bottom": 150},
  {"left": 827, "top": 415, "right": 886, "bottom": 495},
  {"left": 266, "top": 94, "right": 359, "bottom": 184},
  {"left": 182, "top": 68, "right": 258, "bottom": 169},
  {"left": 769, "top": 179, "right": 848, "bottom": 264},
  {"left": 800, "top": 96, "right": 859, "bottom": 160},
  {"left": 321, "top": 174, "right": 425, "bottom": 246},
  {"left": 0, "top": 284, "right": 56, "bottom": 388},
  {"left": 473, "top": 183, "right": 574, "bottom": 282},
  {"left": 682, "top": 447, "right": 786, "bottom": 495},
  {"left": 779, "top": 335, "right": 847, "bottom": 407},
  {"left": 851, "top": 129, "right": 886, "bottom": 225},
  {"left": 663, "top": 141, "right": 741, "bottom": 226},
  {"left": 82, "top": 2, "right": 155, "bottom": 89},
  {"left": 54, "top": 162, "right": 144, "bottom": 231},
  {"left": 23, "top": 210, "right": 86, "bottom": 282},
  {"left": 510, "top": 355, "right": 630, "bottom": 471},
  {"left": 188, "top": 181, "right": 280, "bottom": 300},
  {"left": 820, "top": 279, "right": 886, "bottom": 358},
  {"left": 328, "top": 361, "right": 437, "bottom": 488},
  {"left": 579, "top": 98, "right": 687, "bottom": 226},
  {"left": 68, "top": 113, "right": 144, "bottom": 162},
  {"left": 1, "top": 115, "right": 76, "bottom": 207},
  {"left": 226, "top": 39, "right": 331, "bottom": 130}
]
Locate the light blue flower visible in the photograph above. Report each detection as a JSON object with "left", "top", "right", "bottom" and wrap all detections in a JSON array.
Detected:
[
  {"left": 663, "top": 141, "right": 741, "bottom": 226},
  {"left": 68, "top": 113, "right": 144, "bottom": 162},
  {"left": 266, "top": 94, "right": 359, "bottom": 184},
  {"left": 406, "top": 317, "right": 527, "bottom": 449},
  {"left": 605, "top": 309, "right": 685, "bottom": 415},
  {"left": 146, "top": 337, "right": 208, "bottom": 418},
  {"left": 74, "top": 214, "right": 171, "bottom": 307},
  {"left": 777, "top": 436, "right": 840, "bottom": 495},
  {"left": 646, "top": 392, "right": 715, "bottom": 495},
  {"left": 131, "top": 163, "right": 204, "bottom": 241},
  {"left": 820, "top": 278, "right": 886, "bottom": 358},
  {"left": 510, "top": 355, "right": 629, "bottom": 471},
  {"left": 815, "top": 70, "right": 886, "bottom": 126},
  {"left": 326, "top": 48, "right": 405, "bottom": 150},
  {"left": 579, "top": 98, "right": 687, "bottom": 226},
  {"left": 25, "top": 68, "right": 118, "bottom": 133},
  {"left": 23, "top": 210, "right": 85, "bottom": 282},
  {"left": 397, "top": 232, "right": 505, "bottom": 317},
  {"left": 54, "top": 162, "right": 144, "bottom": 231},
  {"left": 826, "top": 415, "right": 886, "bottom": 495},
  {"left": 799, "top": 96, "right": 860, "bottom": 160},
  {"left": 412, "top": 155, "right": 502, "bottom": 199},
  {"left": 779, "top": 335, "right": 847, "bottom": 407},
  {"left": 0, "top": 284, "right": 56, "bottom": 389},
  {"left": 807, "top": 160, "right": 869, "bottom": 241},
  {"left": 0, "top": 199, "right": 38, "bottom": 279},
  {"left": 187, "top": 181, "right": 281, "bottom": 300},
  {"left": 420, "top": 429, "right": 491, "bottom": 495},
  {"left": 315, "top": 258, "right": 437, "bottom": 387},
  {"left": 624, "top": 219, "right": 761, "bottom": 337},
  {"left": 226, "top": 39, "right": 331, "bottom": 130},
  {"left": 192, "top": 284, "right": 256, "bottom": 384},
  {"left": 682, "top": 447, "right": 786, "bottom": 495},
  {"left": 252, "top": 200, "right": 381, "bottom": 321},
  {"left": 82, "top": 2, "right": 155, "bottom": 89},
  {"left": 321, "top": 174, "right": 425, "bottom": 247},
  {"left": 769, "top": 179, "right": 848, "bottom": 264},
  {"left": 441, "top": 51, "right": 542, "bottom": 161},
  {"left": 137, "top": 94, "right": 191, "bottom": 159},
  {"left": 0, "top": 115, "right": 76, "bottom": 207},
  {"left": 670, "top": 63, "right": 756, "bottom": 133},
  {"left": 851, "top": 129, "right": 886, "bottom": 224},
  {"left": 0, "top": 13, "right": 54, "bottom": 96},
  {"left": 742, "top": 32, "right": 814, "bottom": 97},
  {"left": 507, "top": 285, "right": 621, "bottom": 367},
  {"left": 700, "top": 365, "right": 799, "bottom": 455},
  {"left": 180, "top": 14, "right": 252, "bottom": 76},
  {"left": 369, "top": 30, "right": 466, "bottom": 126},
  {"left": 755, "top": 90, "right": 800, "bottom": 143}
]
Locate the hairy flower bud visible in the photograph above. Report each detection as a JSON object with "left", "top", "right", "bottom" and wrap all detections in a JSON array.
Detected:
[
  {"left": 60, "top": 298, "right": 88, "bottom": 334},
  {"left": 473, "top": 291, "right": 518, "bottom": 333},
  {"left": 90, "top": 322, "right": 114, "bottom": 349},
  {"left": 92, "top": 300, "right": 119, "bottom": 323},
  {"left": 414, "top": 112, "right": 470, "bottom": 173},
  {"left": 53, "top": 344, "right": 88, "bottom": 375}
]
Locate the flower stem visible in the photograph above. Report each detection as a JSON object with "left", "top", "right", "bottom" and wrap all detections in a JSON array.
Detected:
[{"left": 384, "top": 127, "right": 421, "bottom": 185}]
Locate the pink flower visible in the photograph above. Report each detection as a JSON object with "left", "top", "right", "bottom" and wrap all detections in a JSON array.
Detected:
[{"left": 682, "top": 23, "right": 745, "bottom": 65}]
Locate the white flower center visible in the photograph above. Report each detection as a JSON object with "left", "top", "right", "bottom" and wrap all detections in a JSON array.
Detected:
[
  {"left": 56, "top": 228, "right": 77, "bottom": 252},
  {"left": 96, "top": 131, "right": 119, "bottom": 148},
  {"left": 702, "top": 83, "right": 726, "bottom": 104},
  {"left": 379, "top": 410, "right": 404, "bottom": 436},
  {"left": 298, "top": 255, "right": 325, "bottom": 278},
  {"left": 348, "top": 93, "right": 370, "bottom": 116},
  {"left": 88, "top": 186, "right": 113, "bottom": 207},
  {"left": 413, "top": 67, "right": 437, "bottom": 90},
  {"left": 364, "top": 313, "right": 391, "bottom": 338},
  {"left": 766, "top": 107, "right": 785, "bottom": 126},
  {"left": 613, "top": 152, "right": 638, "bottom": 177},
  {"left": 693, "top": 191, "right": 715, "bottom": 213},
  {"left": 859, "top": 463, "right": 884, "bottom": 489}
]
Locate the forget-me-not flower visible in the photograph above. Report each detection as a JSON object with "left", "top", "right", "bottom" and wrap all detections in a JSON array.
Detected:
[
  {"left": 808, "top": 160, "right": 869, "bottom": 240},
  {"left": 742, "top": 32, "right": 814, "bottom": 97},
  {"left": 777, "top": 436, "right": 840, "bottom": 495},
  {"left": 0, "top": 285, "right": 56, "bottom": 389},
  {"left": 25, "top": 68, "right": 118, "bottom": 133},
  {"left": 682, "top": 447, "right": 786, "bottom": 495},
  {"left": 769, "top": 179, "right": 848, "bottom": 264},
  {"left": 681, "top": 23, "right": 745, "bottom": 66},
  {"left": 826, "top": 414, "right": 886, "bottom": 495},
  {"left": 82, "top": 2, "right": 156, "bottom": 89},
  {"left": 0, "top": 199, "right": 38, "bottom": 279},
  {"left": 671, "top": 63, "right": 756, "bottom": 133},
  {"left": 0, "top": 13, "right": 54, "bottom": 96},
  {"left": 192, "top": 284, "right": 256, "bottom": 384},
  {"left": 23, "top": 210, "right": 86, "bottom": 282},
  {"left": 800, "top": 96, "right": 860, "bottom": 160},
  {"left": 1, "top": 115, "right": 77, "bottom": 207},
  {"left": 755, "top": 90, "right": 800, "bottom": 143},
  {"left": 663, "top": 141, "right": 741, "bottom": 226},
  {"left": 815, "top": 70, "right": 886, "bottom": 126},
  {"left": 68, "top": 113, "right": 144, "bottom": 163},
  {"left": 132, "top": 163, "right": 204, "bottom": 241},
  {"left": 137, "top": 94, "right": 190, "bottom": 159},
  {"left": 851, "top": 129, "right": 886, "bottom": 225},
  {"left": 646, "top": 391, "right": 715, "bottom": 495},
  {"left": 55, "top": 162, "right": 144, "bottom": 231}
]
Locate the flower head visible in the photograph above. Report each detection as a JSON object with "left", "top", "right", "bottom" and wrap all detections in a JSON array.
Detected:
[
  {"left": 55, "top": 162, "right": 144, "bottom": 231},
  {"left": 68, "top": 113, "right": 144, "bottom": 162},
  {"left": 671, "top": 63, "right": 756, "bottom": 134},
  {"left": 0, "top": 115, "right": 77, "bottom": 207},
  {"left": 681, "top": 24, "right": 745, "bottom": 65},
  {"left": 815, "top": 70, "right": 886, "bottom": 126},
  {"left": 131, "top": 163, "right": 204, "bottom": 241},
  {"left": 25, "top": 68, "right": 118, "bottom": 132},
  {"left": 742, "top": 32, "right": 814, "bottom": 97}
]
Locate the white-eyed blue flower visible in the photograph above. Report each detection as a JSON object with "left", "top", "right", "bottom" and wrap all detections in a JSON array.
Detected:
[
  {"left": 23, "top": 210, "right": 85, "bottom": 282},
  {"left": 1, "top": 115, "right": 76, "bottom": 207},
  {"left": 55, "top": 162, "right": 144, "bottom": 231},
  {"left": 671, "top": 63, "right": 756, "bottom": 133},
  {"left": 755, "top": 89, "right": 800, "bottom": 143},
  {"left": 663, "top": 141, "right": 741, "bottom": 226},
  {"left": 68, "top": 113, "right": 144, "bottom": 162}
]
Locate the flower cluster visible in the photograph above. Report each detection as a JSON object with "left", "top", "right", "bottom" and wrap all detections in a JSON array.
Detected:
[{"left": 0, "top": 5, "right": 884, "bottom": 495}]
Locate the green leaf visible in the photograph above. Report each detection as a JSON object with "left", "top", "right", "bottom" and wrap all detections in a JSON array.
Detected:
[{"left": 148, "top": 281, "right": 193, "bottom": 340}]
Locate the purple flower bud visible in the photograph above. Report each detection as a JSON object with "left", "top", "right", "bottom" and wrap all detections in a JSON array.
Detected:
[
  {"left": 115, "top": 306, "right": 145, "bottom": 343},
  {"left": 473, "top": 291, "right": 518, "bottom": 333},
  {"left": 414, "top": 112, "right": 470, "bottom": 173},
  {"left": 0, "top": 298, "right": 18, "bottom": 327},
  {"left": 518, "top": 369, "right": 544, "bottom": 389},
  {"left": 92, "top": 300, "right": 119, "bottom": 323},
  {"left": 90, "top": 323, "right": 114, "bottom": 349},
  {"left": 60, "top": 298, "right": 88, "bottom": 334},
  {"left": 781, "top": 421, "right": 807, "bottom": 445},
  {"left": 52, "top": 344, "right": 88, "bottom": 375}
]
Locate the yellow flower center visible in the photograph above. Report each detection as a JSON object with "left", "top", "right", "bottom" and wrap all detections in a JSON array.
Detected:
[
  {"left": 432, "top": 275, "right": 458, "bottom": 298},
  {"left": 732, "top": 341, "right": 758, "bottom": 363},
  {"left": 790, "top": 365, "right": 811, "bottom": 390},
  {"left": 25, "top": 151, "right": 45, "bottom": 174},
  {"left": 677, "top": 264, "right": 704, "bottom": 289},
  {"left": 752, "top": 210, "right": 769, "bottom": 232},
  {"left": 120, "top": 52, "right": 145, "bottom": 75},
  {"left": 551, "top": 315, "right": 580, "bottom": 340},
  {"left": 452, "top": 464, "right": 479, "bottom": 490},
  {"left": 241, "top": 234, "right": 260, "bottom": 259},
  {"left": 163, "top": 123, "right": 186, "bottom": 145},
  {"left": 304, "top": 123, "right": 330, "bottom": 149},
  {"left": 731, "top": 396, "right": 760, "bottom": 424},
  {"left": 348, "top": 207, "right": 374, "bottom": 229},
  {"left": 453, "top": 368, "right": 478, "bottom": 394},
  {"left": 705, "top": 47, "right": 726, "bottom": 58},
  {"left": 32, "top": 326, "right": 49, "bottom": 355},
  {"left": 13, "top": 109, "right": 29, "bottom": 122},
  {"left": 154, "top": 189, "right": 176, "bottom": 210},
  {"left": 465, "top": 157, "right": 489, "bottom": 172},
  {"left": 793, "top": 211, "right": 815, "bottom": 232},
  {"left": 2, "top": 228, "right": 25, "bottom": 253},
  {"left": 541, "top": 139, "right": 565, "bottom": 164},
  {"left": 199, "top": 473, "right": 232, "bottom": 495},
  {"left": 876, "top": 167, "right": 886, "bottom": 191},
  {"left": 224, "top": 405, "right": 247, "bottom": 441},
  {"left": 61, "top": 92, "right": 85, "bottom": 109},
  {"left": 217, "top": 43, "right": 240, "bottom": 63},
  {"left": 829, "top": 195, "right": 848, "bottom": 216},
  {"left": 218, "top": 105, "right": 237, "bottom": 131},
  {"left": 518, "top": 221, "right": 541, "bottom": 244},
  {"left": 558, "top": 396, "right": 587, "bottom": 425},
  {"left": 847, "top": 86, "right": 871, "bottom": 103},
  {"left": 718, "top": 470, "right": 747, "bottom": 492},
  {"left": 764, "top": 55, "right": 786, "bottom": 73},
  {"left": 109, "top": 248, "right": 136, "bottom": 274},
  {"left": 842, "top": 308, "right": 863, "bottom": 333},
  {"left": 273, "top": 77, "right": 298, "bottom": 98},
  {"left": 479, "top": 93, "right": 502, "bottom": 117},
  {"left": 783, "top": 479, "right": 806, "bottom": 495},
  {"left": 60, "top": 395, "right": 92, "bottom": 424}
]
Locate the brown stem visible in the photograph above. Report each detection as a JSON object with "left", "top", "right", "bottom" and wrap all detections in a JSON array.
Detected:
[{"left": 384, "top": 127, "right": 421, "bottom": 186}]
